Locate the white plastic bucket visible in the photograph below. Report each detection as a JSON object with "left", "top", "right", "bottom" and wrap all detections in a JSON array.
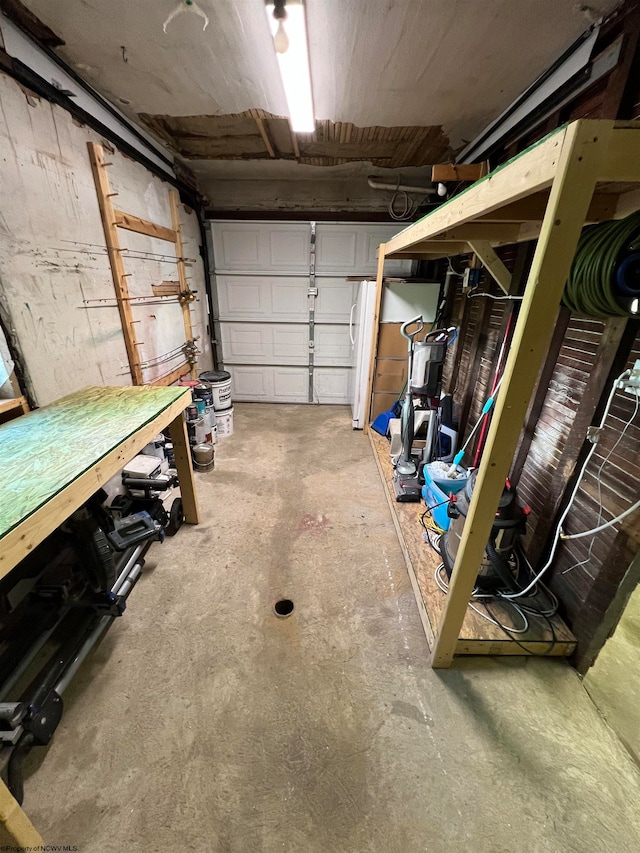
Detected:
[
  {"left": 216, "top": 406, "right": 234, "bottom": 439},
  {"left": 199, "top": 370, "right": 232, "bottom": 411}
]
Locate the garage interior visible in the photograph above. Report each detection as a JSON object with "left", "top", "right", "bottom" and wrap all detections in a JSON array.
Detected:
[{"left": 1, "top": 0, "right": 640, "bottom": 849}]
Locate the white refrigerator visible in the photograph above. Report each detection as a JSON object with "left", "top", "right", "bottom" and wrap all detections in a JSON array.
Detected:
[{"left": 350, "top": 279, "right": 441, "bottom": 429}]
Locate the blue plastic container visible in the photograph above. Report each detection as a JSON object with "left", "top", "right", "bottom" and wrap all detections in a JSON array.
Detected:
[{"left": 421, "top": 465, "right": 469, "bottom": 532}]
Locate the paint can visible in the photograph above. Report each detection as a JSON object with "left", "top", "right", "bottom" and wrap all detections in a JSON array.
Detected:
[
  {"left": 164, "top": 441, "right": 175, "bottom": 468},
  {"left": 203, "top": 405, "right": 217, "bottom": 445},
  {"left": 216, "top": 405, "right": 234, "bottom": 439},
  {"left": 187, "top": 416, "right": 207, "bottom": 447},
  {"left": 142, "top": 433, "right": 166, "bottom": 460},
  {"left": 192, "top": 442, "right": 215, "bottom": 472},
  {"left": 195, "top": 398, "right": 206, "bottom": 417},
  {"left": 185, "top": 404, "right": 199, "bottom": 422},
  {"left": 193, "top": 382, "right": 214, "bottom": 408},
  {"left": 199, "top": 370, "right": 232, "bottom": 411}
]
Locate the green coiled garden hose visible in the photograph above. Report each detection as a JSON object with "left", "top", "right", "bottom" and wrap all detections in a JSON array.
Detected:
[{"left": 563, "top": 209, "right": 640, "bottom": 317}]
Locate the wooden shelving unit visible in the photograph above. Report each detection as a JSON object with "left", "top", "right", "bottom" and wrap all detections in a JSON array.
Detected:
[
  {"left": 369, "top": 431, "right": 576, "bottom": 656},
  {"left": 365, "top": 119, "right": 640, "bottom": 668}
]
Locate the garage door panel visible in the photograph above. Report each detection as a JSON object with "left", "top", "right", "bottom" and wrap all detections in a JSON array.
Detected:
[
  {"left": 271, "top": 279, "right": 308, "bottom": 318},
  {"left": 314, "top": 325, "right": 352, "bottom": 365},
  {"left": 227, "top": 366, "right": 309, "bottom": 402},
  {"left": 316, "top": 230, "right": 357, "bottom": 270},
  {"left": 213, "top": 222, "right": 310, "bottom": 272},
  {"left": 218, "top": 226, "right": 262, "bottom": 269},
  {"left": 268, "top": 229, "right": 310, "bottom": 269},
  {"left": 217, "top": 276, "right": 308, "bottom": 321},
  {"left": 315, "top": 278, "right": 356, "bottom": 323},
  {"left": 313, "top": 368, "right": 351, "bottom": 404},
  {"left": 273, "top": 368, "right": 309, "bottom": 401},
  {"left": 221, "top": 323, "right": 308, "bottom": 365},
  {"left": 315, "top": 224, "right": 413, "bottom": 276},
  {"left": 226, "top": 366, "right": 270, "bottom": 400}
]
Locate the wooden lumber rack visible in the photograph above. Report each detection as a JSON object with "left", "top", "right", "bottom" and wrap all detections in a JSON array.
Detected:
[
  {"left": 364, "top": 119, "right": 640, "bottom": 668},
  {"left": 87, "top": 142, "right": 197, "bottom": 386}
]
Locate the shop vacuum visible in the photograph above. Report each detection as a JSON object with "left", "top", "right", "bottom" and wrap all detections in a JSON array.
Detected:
[{"left": 440, "top": 471, "right": 529, "bottom": 592}]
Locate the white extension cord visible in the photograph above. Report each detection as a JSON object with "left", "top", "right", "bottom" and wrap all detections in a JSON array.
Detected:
[{"left": 501, "top": 369, "right": 636, "bottom": 599}]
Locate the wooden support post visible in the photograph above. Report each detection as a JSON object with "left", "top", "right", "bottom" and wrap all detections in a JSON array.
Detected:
[
  {"left": 430, "top": 121, "right": 611, "bottom": 668},
  {"left": 168, "top": 411, "right": 200, "bottom": 524},
  {"left": 87, "top": 142, "right": 143, "bottom": 385},
  {"left": 467, "top": 240, "right": 512, "bottom": 294},
  {"left": 363, "top": 245, "right": 387, "bottom": 433},
  {"left": 0, "top": 777, "right": 44, "bottom": 846},
  {"left": 527, "top": 316, "right": 629, "bottom": 562},
  {"left": 169, "top": 190, "right": 197, "bottom": 380}
]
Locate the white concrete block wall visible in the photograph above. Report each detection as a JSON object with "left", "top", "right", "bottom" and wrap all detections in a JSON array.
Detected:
[{"left": 0, "top": 72, "right": 212, "bottom": 406}]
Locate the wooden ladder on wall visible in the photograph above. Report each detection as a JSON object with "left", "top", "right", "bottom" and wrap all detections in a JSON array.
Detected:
[{"left": 87, "top": 141, "right": 197, "bottom": 386}]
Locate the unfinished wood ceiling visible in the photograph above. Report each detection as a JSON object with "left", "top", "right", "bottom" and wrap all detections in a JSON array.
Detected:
[
  {"left": 22, "top": 1, "right": 620, "bottom": 148},
  {"left": 141, "top": 110, "right": 452, "bottom": 167}
]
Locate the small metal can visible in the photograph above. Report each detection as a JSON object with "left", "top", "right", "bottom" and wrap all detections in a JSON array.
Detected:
[{"left": 185, "top": 404, "right": 198, "bottom": 421}]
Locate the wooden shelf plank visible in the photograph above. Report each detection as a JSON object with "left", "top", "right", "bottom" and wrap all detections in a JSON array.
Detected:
[{"left": 369, "top": 430, "right": 576, "bottom": 657}]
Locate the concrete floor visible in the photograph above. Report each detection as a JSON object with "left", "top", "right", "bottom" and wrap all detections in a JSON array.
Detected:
[
  {"left": 584, "top": 583, "right": 640, "bottom": 766},
  {"left": 24, "top": 404, "right": 640, "bottom": 852}
]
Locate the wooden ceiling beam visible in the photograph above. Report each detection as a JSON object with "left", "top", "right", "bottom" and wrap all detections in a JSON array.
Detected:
[{"left": 250, "top": 110, "right": 276, "bottom": 158}]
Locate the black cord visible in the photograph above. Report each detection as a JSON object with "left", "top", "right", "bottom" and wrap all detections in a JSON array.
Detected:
[
  {"left": 419, "top": 498, "right": 449, "bottom": 530},
  {"left": 483, "top": 601, "right": 557, "bottom": 656}
]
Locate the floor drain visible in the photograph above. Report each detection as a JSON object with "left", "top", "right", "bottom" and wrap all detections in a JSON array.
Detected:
[{"left": 274, "top": 599, "right": 294, "bottom": 618}]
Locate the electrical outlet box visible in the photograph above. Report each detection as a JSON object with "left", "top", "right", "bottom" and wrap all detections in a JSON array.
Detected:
[
  {"left": 623, "top": 359, "right": 640, "bottom": 396},
  {"left": 462, "top": 268, "right": 481, "bottom": 291}
]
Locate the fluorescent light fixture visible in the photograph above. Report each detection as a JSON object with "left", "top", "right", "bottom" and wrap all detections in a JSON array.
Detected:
[{"left": 266, "top": 1, "right": 315, "bottom": 133}]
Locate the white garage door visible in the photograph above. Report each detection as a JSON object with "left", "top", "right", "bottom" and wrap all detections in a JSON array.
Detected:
[{"left": 211, "top": 221, "right": 411, "bottom": 404}]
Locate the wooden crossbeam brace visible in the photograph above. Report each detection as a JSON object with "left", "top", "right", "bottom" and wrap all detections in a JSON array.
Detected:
[
  {"left": 467, "top": 240, "right": 512, "bottom": 294},
  {"left": 251, "top": 109, "right": 276, "bottom": 158},
  {"left": 113, "top": 210, "right": 177, "bottom": 243},
  {"left": 87, "top": 142, "right": 143, "bottom": 385}
]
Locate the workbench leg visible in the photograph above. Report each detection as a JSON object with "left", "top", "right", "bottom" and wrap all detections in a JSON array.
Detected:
[
  {"left": 169, "top": 413, "right": 200, "bottom": 524},
  {"left": 363, "top": 244, "right": 386, "bottom": 434},
  {"left": 0, "top": 778, "right": 44, "bottom": 846},
  {"left": 430, "top": 120, "right": 612, "bottom": 668}
]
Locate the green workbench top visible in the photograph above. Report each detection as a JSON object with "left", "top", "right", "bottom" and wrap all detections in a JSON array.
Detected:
[{"left": 0, "top": 385, "right": 189, "bottom": 542}]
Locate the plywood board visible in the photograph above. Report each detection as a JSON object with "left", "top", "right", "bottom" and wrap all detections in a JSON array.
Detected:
[
  {"left": 369, "top": 431, "right": 576, "bottom": 656},
  {"left": 0, "top": 385, "right": 191, "bottom": 575}
]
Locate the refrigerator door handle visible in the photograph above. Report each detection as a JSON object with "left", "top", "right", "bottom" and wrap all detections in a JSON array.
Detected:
[{"left": 349, "top": 302, "right": 357, "bottom": 346}]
